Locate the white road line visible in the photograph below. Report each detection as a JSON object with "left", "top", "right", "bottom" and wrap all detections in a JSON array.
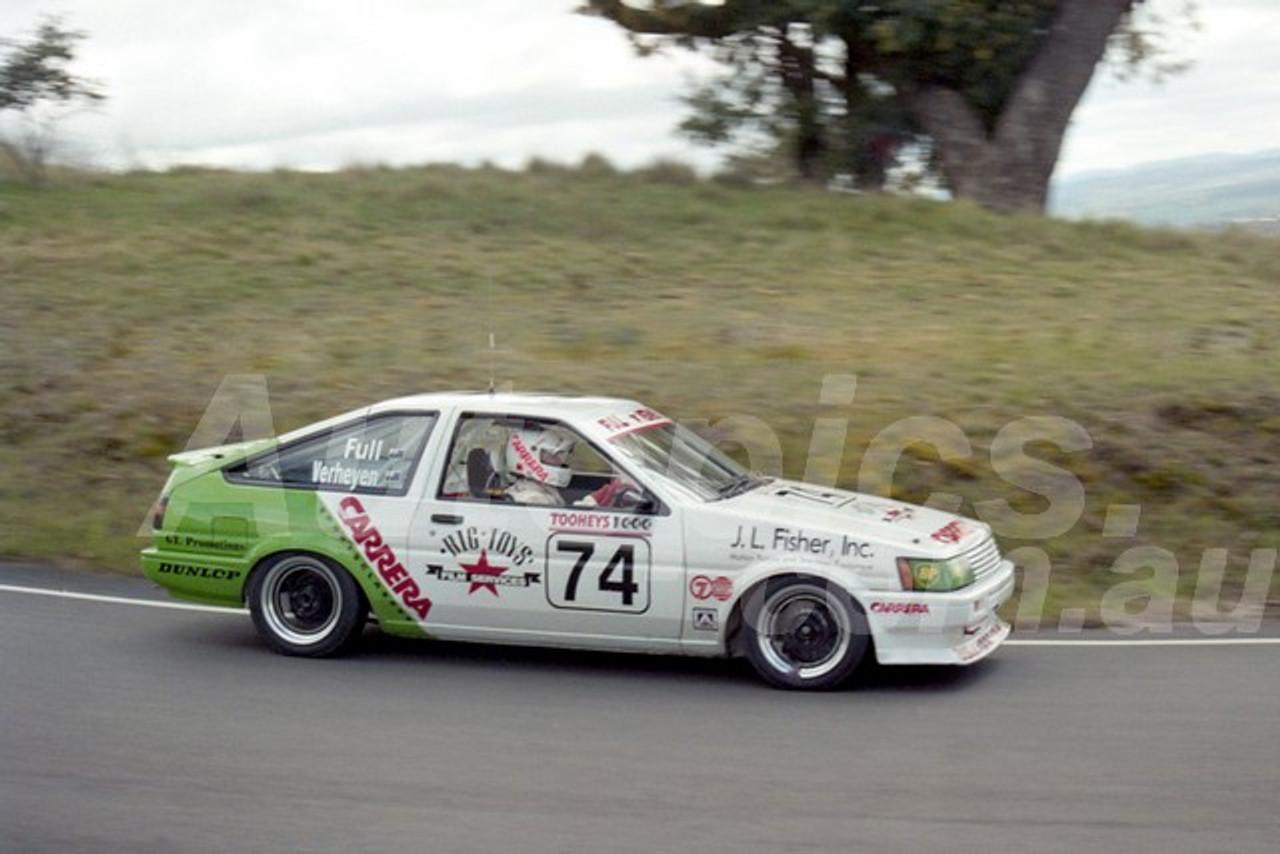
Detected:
[
  {"left": 3, "top": 583, "right": 1277, "bottom": 644},
  {"left": 0, "top": 583, "right": 245, "bottom": 614},
  {"left": 1005, "top": 637, "right": 1280, "bottom": 647}
]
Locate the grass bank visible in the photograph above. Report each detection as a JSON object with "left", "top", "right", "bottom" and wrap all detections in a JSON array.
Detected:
[{"left": 2, "top": 163, "right": 1277, "bottom": 626}]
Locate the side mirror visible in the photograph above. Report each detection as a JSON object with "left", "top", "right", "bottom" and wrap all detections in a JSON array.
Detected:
[{"left": 631, "top": 494, "right": 660, "bottom": 516}]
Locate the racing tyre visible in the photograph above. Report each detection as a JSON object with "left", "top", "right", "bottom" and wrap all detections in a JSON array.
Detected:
[
  {"left": 247, "top": 553, "right": 366, "bottom": 657},
  {"left": 742, "top": 578, "right": 868, "bottom": 690}
]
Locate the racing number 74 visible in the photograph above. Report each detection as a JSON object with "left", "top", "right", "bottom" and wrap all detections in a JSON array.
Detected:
[{"left": 557, "top": 539, "right": 640, "bottom": 608}]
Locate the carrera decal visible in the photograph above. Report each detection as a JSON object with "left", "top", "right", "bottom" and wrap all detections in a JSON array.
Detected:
[
  {"left": 314, "top": 499, "right": 418, "bottom": 628},
  {"left": 870, "top": 602, "right": 931, "bottom": 615},
  {"left": 545, "top": 533, "right": 652, "bottom": 613},
  {"left": 931, "top": 520, "right": 970, "bottom": 545},
  {"left": 336, "top": 496, "right": 432, "bottom": 621},
  {"left": 509, "top": 433, "right": 550, "bottom": 483}
]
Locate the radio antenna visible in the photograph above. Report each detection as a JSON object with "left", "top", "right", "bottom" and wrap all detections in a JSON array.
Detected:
[
  {"left": 487, "top": 330, "right": 496, "bottom": 394},
  {"left": 482, "top": 276, "right": 513, "bottom": 396},
  {"left": 485, "top": 271, "right": 497, "bottom": 395}
]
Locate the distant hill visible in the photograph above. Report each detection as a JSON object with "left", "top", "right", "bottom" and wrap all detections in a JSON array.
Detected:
[{"left": 1049, "top": 149, "right": 1280, "bottom": 230}]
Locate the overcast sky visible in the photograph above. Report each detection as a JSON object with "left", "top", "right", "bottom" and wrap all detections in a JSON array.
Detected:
[{"left": 4, "top": 0, "right": 1277, "bottom": 180}]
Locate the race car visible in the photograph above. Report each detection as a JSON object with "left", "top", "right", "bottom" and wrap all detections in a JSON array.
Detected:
[{"left": 142, "top": 391, "right": 1014, "bottom": 690}]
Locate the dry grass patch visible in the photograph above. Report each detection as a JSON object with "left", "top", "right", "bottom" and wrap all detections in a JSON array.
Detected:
[{"left": 2, "top": 164, "right": 1277, "bottom": 624}]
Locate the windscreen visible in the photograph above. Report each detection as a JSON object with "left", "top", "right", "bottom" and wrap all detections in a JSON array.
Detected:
[{"left": 607, "top": 421, "right": 751, "bottom": 501}]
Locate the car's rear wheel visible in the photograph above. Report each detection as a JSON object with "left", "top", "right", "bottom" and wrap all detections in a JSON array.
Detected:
[
  {"left": 246, "top": 553, "right": 365, "bottom": 657},
  {"left": 742, "top": 578, "right": 868, "bottom": 690}
]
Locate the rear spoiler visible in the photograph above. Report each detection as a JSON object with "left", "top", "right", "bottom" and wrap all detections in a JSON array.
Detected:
[{"left": 167, "top": 438, "right": 275, "bottom": 468}]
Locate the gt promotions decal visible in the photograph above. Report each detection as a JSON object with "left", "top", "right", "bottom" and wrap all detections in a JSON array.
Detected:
[
  {"left": 336, "top": 496, "right": 432, "bottom": 621},
  {"left": 545, "top": 533, "right": 651, "bottom": 613}
]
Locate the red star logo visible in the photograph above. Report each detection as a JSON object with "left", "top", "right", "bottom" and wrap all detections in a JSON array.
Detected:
[{"left": 459, "top": 549, "right": 508, "bottom": 596}]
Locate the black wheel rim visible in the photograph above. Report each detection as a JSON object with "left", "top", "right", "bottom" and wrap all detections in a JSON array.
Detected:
[
  {"left": 756, "top": 588, "right": 852, "bottom": 680},
  {"left": 775, "top": 599, "right": 840, "bottom": 665},
  {"left": 261, "top": 558, "right": 341, "bottom": 645}
]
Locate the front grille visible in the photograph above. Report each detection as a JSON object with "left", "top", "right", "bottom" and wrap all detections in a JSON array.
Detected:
[{"left": 961, "top": 535, "right": 1003, "bottom": 584}]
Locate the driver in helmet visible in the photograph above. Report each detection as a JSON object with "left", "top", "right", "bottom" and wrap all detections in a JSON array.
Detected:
[
  {"left": 501, "top": 423, "right": 647, "bottom": 508},
  {"left": 503, "top": 424, "right": 577, "bottom": 506}
]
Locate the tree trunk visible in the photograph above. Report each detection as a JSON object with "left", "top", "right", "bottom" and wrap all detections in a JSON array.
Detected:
[
  {"left": 910, "top": 0, "right": 1133, "bottom": 213},
  {"left": 777, "top": 35, "right": 825, "bottom": 182}
]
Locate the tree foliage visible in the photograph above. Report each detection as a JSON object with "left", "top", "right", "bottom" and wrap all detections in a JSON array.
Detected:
[
  {"left": 581, "top": 1, "right": 1194, "bottom": 212},
  {"left": 1, "top": 16, "right": 105, "bottom": 181}
]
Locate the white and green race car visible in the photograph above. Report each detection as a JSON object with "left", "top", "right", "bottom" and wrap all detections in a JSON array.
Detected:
[{"left": 143, "top": 391, "right": 1014, "bottom": 690}]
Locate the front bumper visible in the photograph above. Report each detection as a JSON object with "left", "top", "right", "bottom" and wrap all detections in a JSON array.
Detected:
[{"left": 864, "top": 558, "right": 1015, "bottom": 666}]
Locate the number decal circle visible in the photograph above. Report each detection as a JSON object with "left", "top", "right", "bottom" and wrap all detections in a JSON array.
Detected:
[{"left": 689, "top": 574, "right": 733, "bottom": 602}]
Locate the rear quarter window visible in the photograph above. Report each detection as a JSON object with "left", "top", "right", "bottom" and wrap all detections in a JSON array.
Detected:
[{"left": 225, "top": 412, "right": 436, "bottom": 496}]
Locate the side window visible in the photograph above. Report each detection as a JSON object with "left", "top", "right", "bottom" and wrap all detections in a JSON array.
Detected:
[
  {"left": 226, "top": 412, "right": 436, "bottom": 496},
  {"left": 440, "top": 413, "right": 656, "bottom": 511}
]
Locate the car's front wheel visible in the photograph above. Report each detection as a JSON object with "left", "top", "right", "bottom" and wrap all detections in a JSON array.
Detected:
[
  {"left": 742, "top": 578, "right": 869, "bottom": 690},
  {"left": 246, "top": 553, "right": 366, "bottom": 657}
]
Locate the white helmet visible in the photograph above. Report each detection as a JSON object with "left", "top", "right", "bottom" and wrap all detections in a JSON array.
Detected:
[{"left": 506, "top": 425, "right": 575, "bottom": 488}]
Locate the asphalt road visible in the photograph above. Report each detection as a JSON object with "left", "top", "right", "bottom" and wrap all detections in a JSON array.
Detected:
[{"left": 2, "top": 565, "right": 1278, "bottom": 854}]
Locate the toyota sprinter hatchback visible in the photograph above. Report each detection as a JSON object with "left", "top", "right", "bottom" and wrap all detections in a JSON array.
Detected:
[{"left": 143, "top": 392, "right": 1014, "bottom": 690}]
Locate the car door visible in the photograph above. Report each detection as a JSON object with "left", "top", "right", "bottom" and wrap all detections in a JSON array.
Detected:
[{"left": 407, "top": 412, "right": 685, "bottom": 651}]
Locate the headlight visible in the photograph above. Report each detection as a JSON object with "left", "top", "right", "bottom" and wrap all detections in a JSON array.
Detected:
[{"left": 896, "top": 556, "right": 974, "bottom": 592}]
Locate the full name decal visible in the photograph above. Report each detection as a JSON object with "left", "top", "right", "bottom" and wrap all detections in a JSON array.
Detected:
[{"left": 315, "top": 438, "right": 404, "bottom": 491}]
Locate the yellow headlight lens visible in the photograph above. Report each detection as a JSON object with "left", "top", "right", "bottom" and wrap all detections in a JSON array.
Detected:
[{"left": 897, "top": 557, "right": 974, "bottom": 592}]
